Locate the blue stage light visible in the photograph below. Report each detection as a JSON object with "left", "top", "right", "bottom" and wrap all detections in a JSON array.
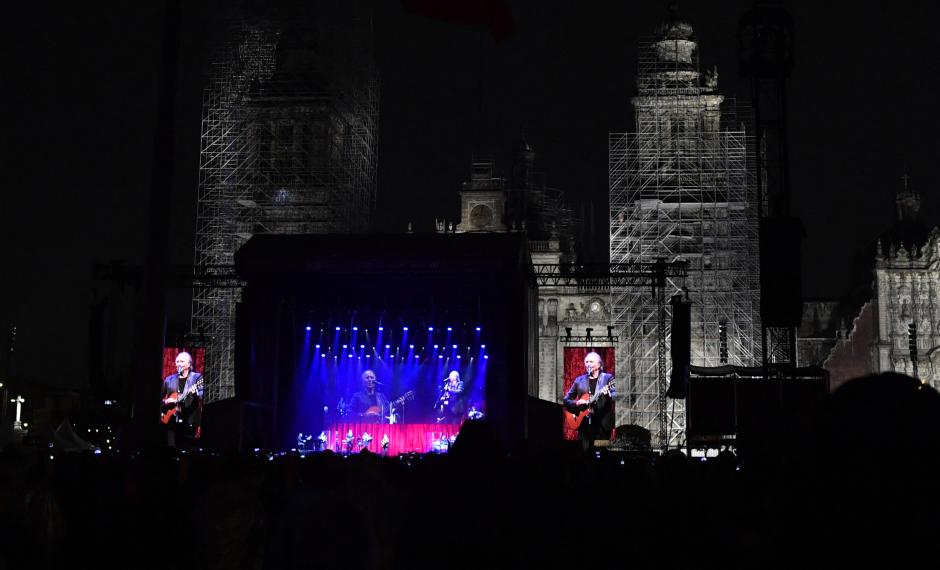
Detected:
[
  {"left": 378, "top": 326, "right": 384, "bottom": 331},
  {"left": 433, "top": 344, "right": 439, "bottom": 349},
  {"left": 305, "top": 325, "right": 311, "bottom": 331},
  {"left": 366, "top": 355, "right": 371, "bottom": 358},
  {"left": 335, "top": 326, "right": 341, "bottom": 331},
  {"left": 438, "top": 355, "right": 443, "bottom": 359},
  {"left": 481, "top": 344, "right": 486, "bottom": 349},
  {"left": 348, "top": 354, "right": 353, "bottom": 358},
  {"left": 409, "top": 344, "right": 414, "bottom": 349},
  {"left": 452, "top": 344, "right": 457, "bottom": 349},
  {"left": 315, "top": 344, "right": 320, "bottom": 348},
  {"left": 476, "top": 326, "right": 481, "bottom": 331},
  {"left": 353, "top": 326, "right": 358, "bottom": 331},
  {"left": 385, "top": 344, "right": 390, "bottom": 349},
  {"left": 321, "top": 354, "right": 326, "bottom": 358},
  {"left": 447, "top": 327, "right": 452, "bottom": 332},
  {"left": 403, "top": 326, "right": 409, "bottom": 331},
  {"left": 457, "top": 355, "right": 461, "bottom": 359},
  {"left": 484, "top": 355, "right": 489, "bottom": 359},
  {"left": 428, "top": 326, "right": 434, "bottom": 331},
  {"left": 342, "top": 344, "right": 347, "bottom": 349}
]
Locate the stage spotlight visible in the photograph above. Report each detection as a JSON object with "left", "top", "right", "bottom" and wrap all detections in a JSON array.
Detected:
[
  {"left": 378, "top": 327, "right": 384, "bottom": 331},
  {"left": 475, "top": 326, "right": 481, "bottom": 331},
  {"left": 438, "top": 355, "right": 443, "bottom": 359},
  {"left": 353, "top": 327, "right": 358, "bottom": 331},
  {"left": 484, "top": 355, "right": 489, "bottom": 359},
  {"left": 428, "top": 326, "right": 434, "bottom": 331},
  {"left": 305, "top": 325, "right": 311, "bottom": 331},
  {"left": 409, "top": 344, "right": 414, "bottom": 349},
  {"left": 321, "top": 354, "right": 326, "bottom": 358},
  {"left": 403, "top": 326, "right": 409, "bottom": 331},
  {"left": 434, "top": 344, "right": 439, "bottom": 349},
  {"left": 385, "top": 344, "right": 390, "bottom": 349},
  {"left": 481, "top": 344, "right": 486, "bottom": 349},
  {"left": 348, "top": 355, "right": 353, "bottom": 358},
  {"left": 343, "top": 344, "right": 347, "bottom": 349},
  {"left": 366, "top": 355, "right": 371, "bottom": 358},
  {"left": 447, "top": 327, "right": 453, "bottom": 332},
  {"left": 336, "top": 326, "right": 341, "bottom": 331},
  {"left": 452, "top": 344, "right": 457, "bottom": 349},
  {"left": 360, "top": 345, "right": 365, "bottom": 349},
  {"left": 457, "top": 355, "right": 461, "bottom": 359},
  {"left": 315, "top": 344, "right": 320, "bottom": 349}
]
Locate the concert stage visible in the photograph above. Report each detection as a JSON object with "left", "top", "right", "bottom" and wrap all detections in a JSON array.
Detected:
[{"left": 219, "top": 233, "right": 543, "bottom": 453}]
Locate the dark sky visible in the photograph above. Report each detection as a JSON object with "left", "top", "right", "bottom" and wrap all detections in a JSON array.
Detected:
[{"left": 3, "top": 0, "right": 939, "bottom": 389}]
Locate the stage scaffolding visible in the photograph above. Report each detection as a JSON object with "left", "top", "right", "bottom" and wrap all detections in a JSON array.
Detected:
[
  {"left": 609, "top": 30, "right": 761, "bottom": 447},
  {"left": 192, "top": 6, "right": 378, "bottom": 402}
]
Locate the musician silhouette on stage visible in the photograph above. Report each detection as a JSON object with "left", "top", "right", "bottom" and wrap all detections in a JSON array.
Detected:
[
  {"left": 351, "top": 369, "right": 390, "bottom": 423},
  {"left": 161, "top": 351, "right": 204, "bottom": 446},
  {"left": 435, "top": 370, "right": 465, "bottom": 423},
  {"left": 563, "top": 352, "right": 615, "bottom": 450}
]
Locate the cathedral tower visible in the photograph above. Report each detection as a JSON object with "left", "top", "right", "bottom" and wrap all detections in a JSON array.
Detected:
[{"left": 609, "top": 8, "right": 761, "bottom": 444}]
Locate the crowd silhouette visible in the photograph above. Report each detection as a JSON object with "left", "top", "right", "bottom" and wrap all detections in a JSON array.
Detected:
[{"left": 0, "top": 372, "right": 937, "bottom": 569}]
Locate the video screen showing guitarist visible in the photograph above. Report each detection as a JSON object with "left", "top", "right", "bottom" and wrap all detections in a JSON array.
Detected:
[
  {"left": 161, "top": 351, "right": 204, "bottom": 444},
  {"left": 563, "top": 351, "right": 615, "bottom": 450},
  {"left": 351, "top": 369, "right": 391, "bottom": 423}
]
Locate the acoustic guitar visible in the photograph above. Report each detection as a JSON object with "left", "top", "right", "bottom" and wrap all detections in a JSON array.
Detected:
[
  {"left": 564, "top": 381, "right": 615, "bottom": 430},
  {"left": 161, "top": 378, "right": 204, "bottom": 424},
  {"left": 364, "top": 390, "right": 415, "bottom": 417}
]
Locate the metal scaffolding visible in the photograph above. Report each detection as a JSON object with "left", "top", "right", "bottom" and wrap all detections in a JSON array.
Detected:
[
  {"left": 609, "top": 22, "right": 761, "bottom": 447},
  {"left": 192, "top": 5, "right": 378, "bottom": 402}
]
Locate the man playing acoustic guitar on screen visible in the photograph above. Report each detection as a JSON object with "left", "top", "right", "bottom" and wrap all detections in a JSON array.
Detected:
[
  {"left": 161, "top": 351, "right": 204, "bottom": 446},
  {"left": 563, "top": 352, "right": 615, "bottom": 451}
]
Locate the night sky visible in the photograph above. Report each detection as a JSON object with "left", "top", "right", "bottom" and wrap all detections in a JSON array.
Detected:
[{"left": 3, "top": 1, "right": 939, "bottom": 389}]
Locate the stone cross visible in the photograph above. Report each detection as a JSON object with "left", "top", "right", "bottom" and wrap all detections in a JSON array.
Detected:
[{"left": 11, "top": 395, "right": 24, "bottom": 430}]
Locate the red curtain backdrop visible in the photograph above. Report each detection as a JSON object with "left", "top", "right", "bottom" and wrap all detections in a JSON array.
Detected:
[
  {"left": 327, "top": 423, "right": 460, "bottom": 456},
  {"left": 161, "top": 347, "right": 206, "bottom": 381},
  {"left": 561, "top": 347, "right": 616, "bottom": 440}
]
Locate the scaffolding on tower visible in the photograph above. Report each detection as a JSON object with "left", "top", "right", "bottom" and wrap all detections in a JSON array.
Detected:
[
  {"left": 609, "top": 23, "right": 761, "bottom": 448},
  {"left": 192, "top": 3, "right": 378, "bottom": 402}
]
